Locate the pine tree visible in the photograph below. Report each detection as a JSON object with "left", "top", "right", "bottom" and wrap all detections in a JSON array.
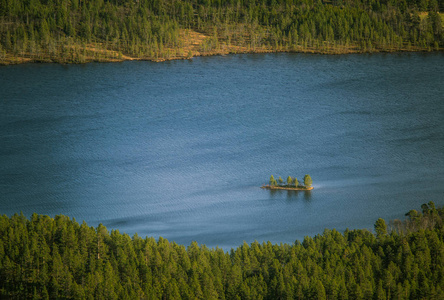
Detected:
[
  {"left": 287, "top": 176, "right": 293, "bottom": 186},
  {"left": 374, "top": 218, "right": 387, "bottom": 239},
  {"left": 269, "top": 175, "right": 277, "bottom": 186},
  {"left": 304, "top": 174, "right": 312, "bottom": 188}
]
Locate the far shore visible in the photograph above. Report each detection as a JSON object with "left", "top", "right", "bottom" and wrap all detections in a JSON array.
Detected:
[
  {"left": 261, "top": 185, "right": 313, "bottom": 191},
  {"left": 1, "top": 45, "right": 440, "bottom": 66}
]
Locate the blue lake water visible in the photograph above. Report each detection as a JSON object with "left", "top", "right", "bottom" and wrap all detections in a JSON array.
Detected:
[{"left": 1, "top": 53, "right": 443, "bottom": 250}]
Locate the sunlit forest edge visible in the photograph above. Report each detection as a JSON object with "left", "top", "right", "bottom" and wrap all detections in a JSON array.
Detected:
[
  {"left": 0, "top": 201, "right": 443, "bottom": 299},
  {"left": 0, "top": 0, "right": 443, "bottom": 65}
]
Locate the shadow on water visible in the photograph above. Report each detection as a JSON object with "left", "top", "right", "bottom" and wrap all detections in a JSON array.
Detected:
[
  {"left": 286, "top": 190, "right": 300, "bottom": 200},
  {"left": 268, "top": 189, "right": 312, "bottom": 202},
  {"left": 303, "top": 190, "right": 312, "bottom": 202},
  {"left": 268, "top": 189, "right": 281, "bottom": 199}
]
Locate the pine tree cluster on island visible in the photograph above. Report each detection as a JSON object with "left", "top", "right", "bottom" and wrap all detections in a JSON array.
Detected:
[{"left": 266, "top": 174, "right": 312, "bottom": 189}]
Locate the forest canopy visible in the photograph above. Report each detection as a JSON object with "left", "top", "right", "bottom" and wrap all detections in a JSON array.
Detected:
[
  {"left": 0, "top": 0, "right": 443, "bottom": 64},
  {"left": 0, "top": 201, "right": 443, "bottom": 299}
]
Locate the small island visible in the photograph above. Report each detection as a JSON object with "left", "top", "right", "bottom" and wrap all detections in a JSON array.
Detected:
[{"left": 261, "top": 174, "right": 313, "bottom": 191}]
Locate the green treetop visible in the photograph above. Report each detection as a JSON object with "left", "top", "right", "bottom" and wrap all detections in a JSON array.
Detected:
[
  {"left": 303, "top": 175, "right": 312, "bottom": 188},
  {"left": 287, "top": 176, "right": 293, "bottom": 186},
  {"left": 278, "top": 176, "right": 284, "bottom": 185},
  {"left": 374, "top": 218, "right": 387, "bottom": 239},
  {"left": 269, "top": 175, "right": 277, "bottom": 186},
  {"left": 294, "top": 177, "right": 298, "bottom": 188}
]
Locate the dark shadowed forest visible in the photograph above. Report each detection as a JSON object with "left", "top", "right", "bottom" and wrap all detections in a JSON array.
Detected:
[{"left": 0, "top": 202, "right": 443, "bottom": 299}]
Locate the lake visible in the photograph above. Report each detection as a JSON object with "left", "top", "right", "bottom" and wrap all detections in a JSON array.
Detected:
[{"left": 1, "top": 52, "right": 443, "bottom": 250}]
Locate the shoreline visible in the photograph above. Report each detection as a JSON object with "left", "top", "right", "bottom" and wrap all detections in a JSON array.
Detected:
[
  {"left": 261, "top": 185, "right": 314, "bottom": 191},
  {"left": 1, "top": 46, "right": 441, "bottom": 66}
]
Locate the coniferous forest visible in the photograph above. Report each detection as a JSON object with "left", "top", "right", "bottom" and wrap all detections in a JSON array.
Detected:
[
  {"left": 0, "top": 0, "right": 443, "bottom": 64},
  {"left": 0, "top": 202, "right": 443, "bottom": 299}
]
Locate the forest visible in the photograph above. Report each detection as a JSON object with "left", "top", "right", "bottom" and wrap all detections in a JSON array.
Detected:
[
  {"left": 0, "top": 0, "right": 443, "bottom": 64},
  {"left": 0, "top": 201, "right": 443, "bottom": 299}
]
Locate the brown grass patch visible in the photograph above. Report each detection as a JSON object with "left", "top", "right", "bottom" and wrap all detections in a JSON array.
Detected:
[{"left": 0, "top": 26, "right": 442, "bottom": 66}]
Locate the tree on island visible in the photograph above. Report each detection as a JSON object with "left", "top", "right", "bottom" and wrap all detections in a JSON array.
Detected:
[
  {"left": 278, "top": 176, "right": 284, "bottom": 185},
  {"left": 294, "top": 177, "right": 299, "bottom": 188},
  {"left": 287, "top": 176, "right": 293, "bottom": 186},
  {"left": 269, "top": 175, "right": 277, "bottom": 186},
  {"left": 304, "top": 175, "right": 312, "bottom": 188}
]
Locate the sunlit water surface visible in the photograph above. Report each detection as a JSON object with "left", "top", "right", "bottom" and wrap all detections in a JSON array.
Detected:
[{"left": 1, "top": 53, "right": 443, "bottom": 249}]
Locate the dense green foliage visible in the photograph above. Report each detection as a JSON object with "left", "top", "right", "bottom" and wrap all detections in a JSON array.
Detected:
[
  {"left": 0, "top": 0, "right": 442, "bottom": 63},
  {"left": 303, "top": 174, "right": 312, "bottom": 188},
  {"left": 270, "top": 175, "right": 277, "bottom": 186},
  {"left": 268, "top": 174, "right": 310, "bottom": 188},
  {"left": 1, "top": 202, "right": 443, "bottom": 299}
]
